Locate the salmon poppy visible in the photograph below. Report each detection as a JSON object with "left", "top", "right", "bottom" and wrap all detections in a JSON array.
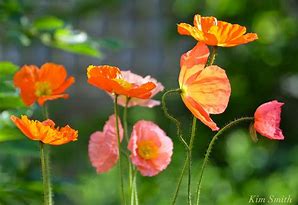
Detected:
[
  {"left": 87, "top": 65, "right": 156, "bottom": 99},
  {"left": 178, "top": 14, "right": 258, "bottom": 47},
  {"left": 13, "top": 63, "right": 75, "bottom": 106},
  {"left": 179, "top": 42, "right": 231, "bottom": 131},
  {"left": 128, "top": 120, "right": 173, "bottom": 176},
  {"left": 254, "top": 100, "right": 285, "bottom": 140},
  {"left": 88, "top": 114, "right": 123, "bottom": 173},
  {"left": 11, "top": 115, "right": 78, "bottom": 145}
]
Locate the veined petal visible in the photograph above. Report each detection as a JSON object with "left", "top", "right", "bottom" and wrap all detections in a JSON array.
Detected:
[
  {"left": 187, "top": 65, "right": 231, "bottom": 114},
  {"left": 181, "top": 95, "right": 219, "bottom": 131},
  {"left": 37, "top": 94, "right": 69, "bottom": 106},
  {"left": 180, "top": 42, "right": 210, "bottom": 69}
]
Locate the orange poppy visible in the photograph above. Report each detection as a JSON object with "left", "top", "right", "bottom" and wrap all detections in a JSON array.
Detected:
[
  {"left": 87, "top": 65, "right": 156, "bottom": 99},
  {"left": 178, "top": 14, "right": 258, "bottom": 47},
  {"left": 11, "top": 115, "right": 78, "bottom": 145},
  {"left": 179, "top": 42, "right": 231, "bottom": 131},
  {"left": 13, "top": 63, "right": 75, "bottom": 106}
]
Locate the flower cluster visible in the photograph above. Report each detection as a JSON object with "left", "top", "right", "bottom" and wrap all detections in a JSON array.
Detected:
[{"left": 9, "top": 12, "right": 286, "bottom": 205}]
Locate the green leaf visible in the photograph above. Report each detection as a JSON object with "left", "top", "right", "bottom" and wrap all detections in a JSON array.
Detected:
[
  {"left": 0, "top": 61, "right": 19, "bottom": 76},
  {"left": 0, "top": 127, "right": 22, "bottom": 142},
  {"left": 54, "top": 42, "right": 102, "bottom": 58},
  {"left": 33, "top": 16, "right": 64, "bottom": 31},
  {"left": 0, "top": 93, "right": 24, "bottom": 109}
]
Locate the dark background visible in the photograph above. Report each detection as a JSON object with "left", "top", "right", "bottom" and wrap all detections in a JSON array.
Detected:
[{"left": 0, "top": 0, "right": 297, "bottom": 204}]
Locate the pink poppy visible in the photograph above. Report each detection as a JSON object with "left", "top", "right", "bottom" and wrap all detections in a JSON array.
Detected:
[
  {"left": 128, "top": 120, "right": 173, "bottom": 176},
  {"left": 110, "top": 70, "right": 164, "bottom": 108},
  {"left": 254, "top": 100, "right": 285, "bottom": 140},
  {"left": 88, "top": 115, "right": 123, "bottom": 173}
]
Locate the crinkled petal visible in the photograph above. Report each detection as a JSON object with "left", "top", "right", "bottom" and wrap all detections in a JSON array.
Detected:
[{"left": 254, "top": 100, "right": 285, "bottom": 140}]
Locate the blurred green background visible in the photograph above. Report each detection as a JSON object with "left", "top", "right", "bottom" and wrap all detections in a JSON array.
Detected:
[{"left": 0, "top": 0, "right": 298, "bottom": 204}]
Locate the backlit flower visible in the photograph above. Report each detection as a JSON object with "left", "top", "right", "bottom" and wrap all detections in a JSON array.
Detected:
[
  {"left": 111, "top": 71, "right": 164, "bottom": 108},
  {"left": 10, "top": 115, "right": 78, "bottom": 145},
  {"left": 87, "top": 65, "right": 156, "bottom": 99},
  {"left": 178, "top": 14, "right": 258, "bottom": 47},
  {"left": 88, "top": 115, "right": 123, "bottom": 173},
  {"left": 128, "top": 120, "right": 173, "bottom": 176},
  {"left": 179, "top": 42, "right": 231, "bottom": 131},
  {"left": 13, "top": 63, "right": 75, "bottom": 106},
  {"left": 254, "top": 100, "right": 285, "bottom": 140}
]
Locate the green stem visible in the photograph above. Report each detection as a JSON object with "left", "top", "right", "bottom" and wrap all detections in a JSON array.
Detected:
[
  {"left": 114, "top": 95, "right": 126, "bottom": 205},
  {"left": 40, "top": 142, "right": 53, "bottom": 205},
  {"left": 123, "top": 97, "right": 134, "bottom": 205},
  {"left": 187, "top": 117, "right": 197, "bottom": 205},
  {"left": 171, "top": 155, "right": 188, "bottom": 205},
  {"left": 161, "top": 89, "right": 189, "bottom": 151},
  {"left": 123, "top": 97, "right": 130, "bottom": 143},
  {"left": 195, "top": 117, "right": 254, "bottom": 205},
  {"left": 206, "top": 46, "right": 217, "bottom": 67},
  {"left": 162, "top": 89, "right": 191, "bottom": 205},
  {"left": 40, "top": 103, "right": 53, "bottom": 205}
]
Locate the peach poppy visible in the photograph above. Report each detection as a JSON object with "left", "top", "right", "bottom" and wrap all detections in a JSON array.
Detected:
[
  {"left": 177, "top": 14, "right": 258, "bottom": 47},
  {"left": 10, "top": 115, "right": 78, "bottom": 145},
  {"left": 88, "top": 115, "right": 123, "bottom": 173},
  {"left": 87, "top": 65, "right": 156, "bottom": 99},
  {"left": 179, "top": 42, "right": 231, "bottom": 131},
  {"left": 110, "top": 71, "right": 164, "bottom": 108},
  {"left": 254, "top": 100, "right": 285, "bottom": 140},
  {"left": 128, "top": 120, "right": 173, "bottom": 176},
  {"left": 13, "top": 63, "right": 75, "bottom": 106}
]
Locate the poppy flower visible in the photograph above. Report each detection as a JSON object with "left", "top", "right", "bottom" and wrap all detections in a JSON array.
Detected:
[
  {"left": 88, "top": 115, "right": 123, "bottom": 173},
  {"left": 110, "top": 71, "right": 164, "bottom": 108},
  {"left": 10, "top": 115, "right": 78, "bottom": 145},
  {"left": 128, "top": 120, "right": 173, "bottom": 176},
  {"left": 177, "top": 14, "right": 258, "bottom": 47},
  {"left": 254, "top": 100, "right": 285, "bottom": 140},
  {"left": 179, "top": 42, "right": 231, "bottom": 131},
  {"left": 87, "top": 65, "right": 156, "bottom": 99},
  {"left": 13, "top": 63, "right": 75, "bottom": 106}
]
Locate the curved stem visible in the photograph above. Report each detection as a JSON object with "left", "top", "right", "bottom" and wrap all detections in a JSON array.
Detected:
[
  {"left": 40, "top": 103, "right": 52, "bottom": 205},
  {"left": 114, "top": 95, "right": 126, "bottom": 205},
  {"left": 187, "top": 117, "right": 197, "bottom": 205},
  {"left": 195, "top": 117, "right": 254, "bottom": 205},
  {"left": 161, "top": 89, "right": 189, "bottom": 151}
]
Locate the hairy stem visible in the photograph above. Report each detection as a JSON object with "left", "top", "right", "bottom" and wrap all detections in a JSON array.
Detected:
[
  {"left": 114, "top": 95, "right": 126, "bottom": 205},
  {"left": 187, "top": 116, "right": 197, "bottom": 205},
  {"left": 40, "top": 104, "right": 53, "bottom": 205},
  {"left": 195, "top": 117, "right": 254, "bottom": 205}
]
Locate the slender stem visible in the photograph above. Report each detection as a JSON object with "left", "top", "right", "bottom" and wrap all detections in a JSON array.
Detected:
[
  {"left": 206, "top": 46, "right": 217, "bottom": 67},
  {"left": 171, "top": 155, "right": 188, "bottom": 205},
  {"left": 187, "top": 117, "right": 197, "bottom": 205},
  {"left": 114, "top": 95, "right": 126, "bottom": 205},
  {"left": 40, "top": 142, "right": 53, "bottom": 205},
  {"left": 195, "top": 117, "right": 254, "bottom": 205},
  {"left": 123, "top": 97, "right": 130, "bottom": 143},
  {"left": 134, "top": 168, "right": 139, "bottom": 205},
  {"left": 40, "top": 103, "right": 52, "bottom": 205},
  {"left": 161, "top": 89, "right": 189, "bottom": 151},
  {"left": 123, "top": 97, "right": 134, "bottom": 205},
  {"left": 162, "top": 89, "right": 191, "bottom": 205}
]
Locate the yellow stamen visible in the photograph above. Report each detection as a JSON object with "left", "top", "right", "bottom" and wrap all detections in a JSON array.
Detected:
[
  {"left": 35, "top": 82, "right": 52, "bottom": 97},
  {"left": 137, "top": 140, "right": 159, "bottom": 160}
]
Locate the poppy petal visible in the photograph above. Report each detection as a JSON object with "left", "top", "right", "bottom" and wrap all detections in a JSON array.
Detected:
[{"left": 187, "top": 65, "right": 231, "bottom": 114}]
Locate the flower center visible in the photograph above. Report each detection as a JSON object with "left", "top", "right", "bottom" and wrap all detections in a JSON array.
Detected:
[
  {"left": 113, "top": 78, "right": 133, "bottom": 89},
  {"left": 35, "top": 82, "right": 52, "bottom": 97},
  {"left": 137, "top": 140, "right": 159, "bottom": 160}
]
